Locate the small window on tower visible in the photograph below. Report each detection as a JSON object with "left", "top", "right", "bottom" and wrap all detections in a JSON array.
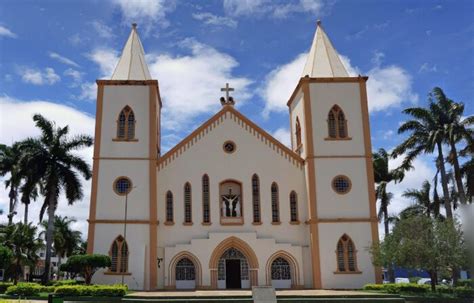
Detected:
[
  {"left": 332, "top": 175, "right": 351, "bottom": 194},
  {"left": 113, "top": 177, "right": 132, "bottom": 196},
  {"left": 326, "top": 105, "right": 350, "bottom": 140},
  {"left": 295, "top": 117, "right": 302, "bottom": 150},
  {"left": 115, "top": 106, "right": 137, "bottom": 142}
]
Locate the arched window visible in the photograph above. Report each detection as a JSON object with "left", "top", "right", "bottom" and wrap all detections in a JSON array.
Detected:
[
  {"left": 336, "top": 234, "right": 358, "bottom": 272},
  {"left": 295, "top": 117, "right": 302, "bottom": 148},
  {"left": 184, "top": 182, "right": 192, "bottom": 224},
  {"left": 327, "top": 105, "right": 348, "bottom": 139},
  {"left": 202, "top": 175, "right": 210, "bottom": 224},
  {"left": 116, "top": 106, "right": 136, "bottom": 140},
  {"left": 109, "top": 235, "right": 129, "bottom": 273},
  {"left": 271, "top": 182, "right": 280, "bottom": 223},
  {"left": 166, "top": 191, "right": 173, "bottom": 223},
  {"left": 271, "top": 257, "right": 291, "bottom": 280},
  {"left": 252, "top": 174, "right": 261, "bottom": 224},
  {"left": 289, "top": 191, "right": 298, "bottom": 222},
  {"left": 176, "top": 258, "right": 196, "bottom": 281}
]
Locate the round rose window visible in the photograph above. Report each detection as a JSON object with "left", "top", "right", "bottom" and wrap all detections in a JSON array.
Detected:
[
  {"left": 332, "top": 175, "right": 351, "bottom": 194},
  {"left": 223, "top": 141, "right": 236, "bottom": 153}
]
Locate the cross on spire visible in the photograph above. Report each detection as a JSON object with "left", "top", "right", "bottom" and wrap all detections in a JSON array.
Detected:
[{"left": 220, "top": 83, "right": 235, "bottom": 106}]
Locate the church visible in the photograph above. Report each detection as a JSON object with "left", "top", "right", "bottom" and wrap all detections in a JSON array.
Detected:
[{"left": 86, "top": 21, "right": 382, "bottom": 291}]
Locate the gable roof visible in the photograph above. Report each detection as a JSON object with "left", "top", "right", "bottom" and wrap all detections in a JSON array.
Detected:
[
  {"left": 158, "top": 106, "right": 304, "bottom": 170},
  {"left": 111, "top": 24, "right": 152, "bottom": 80},
  {"left": 302, "top": 21, "right": 349, "bottom": 78}
]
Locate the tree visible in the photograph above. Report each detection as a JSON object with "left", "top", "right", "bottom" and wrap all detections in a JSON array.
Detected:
[
  {"left": 372, "top": 148, "right": 404, "bottom": 283},
  {"left": 19, "top": 114, "right": 92, "bottom": 284},
  {"left": 392, "top": 102, "right": 454, "bottom": 219},
  {"left": 371, "top": 216, "right": 467, "bottom": 291},
  {"left": 401, "top": 180, "right": 440, "bottom": 219},
  {"left": 0, "top": 143, "right": 22, "bottom": 224},
  {"left": 61, "top": 254, "right": 111, "bottom": 285},
  {"left": 0, "top": 223, "right": 43, "bottom": 284},
  {"left": 0, "top": 245, "right": 13, "bottom": 279},
  {"left": 40, "top": 216, "right": 82, "bottom": 278},
  {"left": 431, "top": 88, "right": 473, "bottom": 205}
]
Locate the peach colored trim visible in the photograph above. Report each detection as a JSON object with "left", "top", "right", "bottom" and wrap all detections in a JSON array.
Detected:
[
  {"left": 164, "top": 221, "right": 175, "bottom": 226},
  {"left": 359, "top": 79, "right": 383, "bottom": 284},
  {"left": 89, "top": 219, "right": 159, "bottom": 224},
  {"left": 311, "top": 155, "right": 367, "bottom": 159},
  {"left": 324, "top": 137, "right": 352, "bottom": 141},
  {"left": 112, "top": 138, "right": 139, "bottom": 142},
  {"left": 317, "top": 218, "right": 376, "bottom": 223},
  {"left": 94, "top": 157, "right": 151, "bottom": 160},
  {"left": 112, "top": 176, "right": 133, "bottom": 196},
  {"left": 168, "top": 251, "right": 202, "bottom": 289},
  {"left": 286, "top": 76, "right": 368, "bottom": 108},
  {"left": 87, "top": 83, "right": 104, "bottom": 255},
  {"left": 331, "top": 175, "right": 352, "bottom": 195},
  {"left": 301, "top": 80, "right": 322, "bottom": 288},
  {"left": 158, "top": 106, "right": 303, "bottom": 170},
  {"left": 208, "top": 236, "right": 259, "bottom": 288},
  {"left": 202, "top": 174, "right": 211, "bottom": 224},
  {"left": 183, "top": 182, "right": 193, "bottom": 224},
  {"left": 265, "top": 251, "right": 301, "bottom": 288},
  {"left": 219, "top": 179, "right": 244, "bottom": 225},
  {"left": 289, "top": 221, "right": 300, "bottom": 225},
  {"left": 334, "top": 234, "right": 360, "bottom": 274},
  {"left": 148, "top": 84, "right": 159, "bottom": 290}
]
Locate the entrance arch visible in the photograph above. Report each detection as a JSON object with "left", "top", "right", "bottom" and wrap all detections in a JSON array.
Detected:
[
  {"left": 169, "top": 251, "right": 202, "bottom": 289},
  {"left": 265, "top": 250, "right": 300, "bottom": 289},
  {"left": 209, "top": 236, "right": 259, "bottom": 289}
]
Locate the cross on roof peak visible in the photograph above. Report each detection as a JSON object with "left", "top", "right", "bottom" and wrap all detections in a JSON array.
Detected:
[{"left": 220, "top": 83, "right": 235, "bottom": 106}]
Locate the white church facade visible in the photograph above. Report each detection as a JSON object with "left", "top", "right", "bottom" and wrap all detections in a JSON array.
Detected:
[{"left": 86, "top": 22, "right": 382, "bottom": 290}]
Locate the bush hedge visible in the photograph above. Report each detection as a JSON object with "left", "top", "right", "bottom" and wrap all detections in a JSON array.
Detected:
[
  {"left": 54, "top": 284, "right": 127, "bottom": 297},
  {"left": 0, "top": 282, "right": 13, "bottom": 294},
  {"left": 51, "top": 279, "right": 79, "bottom": 286},
  {"left": 454, "top": 286, "right": 474, "bottom": 298},
  {"left": 5, "top": 283, "right": 42, "bottom": 297},
  {"left": 455, "top": 279, "right": 472, "bottom": 288},
  {"left": 363, "top": 283, "right": 429, "bottom": 294}
]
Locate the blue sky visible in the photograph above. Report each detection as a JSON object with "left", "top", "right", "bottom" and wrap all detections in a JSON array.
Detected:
[{"left": 0, "top": 0, "right": 473, "bottom": 235}]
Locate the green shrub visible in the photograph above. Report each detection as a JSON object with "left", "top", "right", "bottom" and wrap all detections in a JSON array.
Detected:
[
  {"left": 436, "top": 284, "right": 454, "bottom": 294},
  {"left": 52, "top": 279, "right": 78, "bottom": 286},
  {"left": 5, "top": 283, "right": 41, "bottom": 297},
  {"left": 381, "top": 283, "right": 400, "bottom": 294},
  {"left": 398, "top": 283, "right": 429, "bottom": 293},
  {"left": 40, "top": 285, "right": 56, "bottom": 293},
  {"left": 455, "top": 279, "right": 472, "bottom": 288},
  {"left": 363, "top": 283, "right": 385, "bottom": 291},
  {"left": 0, "top": 282, "right": 13, "bottom": 294},
  {"left": 408, "top": 276, "right": 422, "bottom": 284},
  {"left": 454, "top": 286, "right": 474, "bottom": 298},
  {"left": 54, "top": 284, "right": 127, "bottom": 297}
]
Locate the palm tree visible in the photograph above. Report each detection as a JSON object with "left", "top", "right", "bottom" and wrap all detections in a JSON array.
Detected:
[
  {"left": 19, "top": 174, "right": 41, "bottom": 224},
  {"left": 372, "top": 148, "right": 404, "bottom": 283},
  {"left": 40, "top": 216, "right": 82, "bottom": 278},
  {"left": 19, "top": 114, "right": 92, "bottom": 283},
  {"left": 431, "top": 87, "right": 474, "bottom": 205},
  {"left": 461, "top": 157, "right": 474, "bottom": 202},
  {"left": 0, "top": 222, "right": 43, "bottom": 284},
  {"left": 392, "top": 101, "right": 454, "bottom": 219},
  {"left": 0, "top": 143, "right": 22, "bottom": 224},
  {"left": 401, "top": 180, "right": 440, "bottom": 218}
]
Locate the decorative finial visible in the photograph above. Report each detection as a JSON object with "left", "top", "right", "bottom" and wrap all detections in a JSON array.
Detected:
[
  {"left": 316, "top": 20, "right": 321, "bottom": 26},
  {"left": 132, "top": 23, "right": 137, "bottom": 29}
]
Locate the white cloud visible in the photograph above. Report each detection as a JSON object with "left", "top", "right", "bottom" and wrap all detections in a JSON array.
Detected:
[
  {"left": 78, "top": 82, "right": 97, "bottom": 101},
  {"left": 192, "top": 12, "right": 238, "bottom": 28},
  {"left": 111, "top": 0, "right": 176, "bottom": 30},
  {"left": 223, "top": 0, "right": 327, "bottom": 19},
  {"left": 147, "top": 38, "right": 252, "bottom": 130},
  {"left": 0, "top": 96, "right": 95, "bottom": 237},
  {"left": 272, "top": 128, "right": 291, "bottom": 147},
  {"left": 64, "top": 68, "right": 84, "bottom": 87},
  {"left": 0, "top": 25, "right": 17, "bottom": 38},
  {"left": 261, "top": 51, "right": 418, "bottom": 116},
  {"left": 19, "top": 67, "right": 60, "bottom": 85},
  {"left": 86, "top": 48, "right": 120, "bottom": 78},
  {"left": 419, "top": 62, "right": 437, "bottom": 73},
  {"left": 49, "top": 52, "right": 80, "bottom": 67},
  {"left": 90, "top": 20, "right": 115, "bottom": 39},
  {"left": 261, "top": 53, "right": 306, "bottom": 116}
]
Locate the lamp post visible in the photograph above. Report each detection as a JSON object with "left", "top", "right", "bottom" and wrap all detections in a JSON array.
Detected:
[{"left": 122, "top": 185, "right": 136, "bottom": 285}]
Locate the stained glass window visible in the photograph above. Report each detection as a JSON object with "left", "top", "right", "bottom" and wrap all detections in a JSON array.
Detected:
[
  {"left": 109, "top": 236, "right": 128, "bottom": 273},
  {"left": 295, "top": 117, "right": 302, "bottom": 147},
  {"left": 327, "top": 105, "right": 348, "bottom": 139},
  {"left": 271, "top": 257, "right": 291, "bottom": 280},
  {"left": 332, "top": 175, "right": 351, "bottom": 194},
  {"left": 271, "top": 183, "right": 279, "bottom": 223},
  {"left": 176, "top": 258, "right": 195, "bottom": 281},
  {"left": 252, "top": 174, "right": 260, "bottom": 223},
  {"left": 184, "top": 183, "right": 192, "bottom": 223},
  {"left": 117, "top": 106, "right": 136, "bottom": 140},
  {"left": 202, "top": 175, "right": 210, "bottom": 223},
  {"left": 114, "top": 177, "right": 131, "bottom": 195},
  {"left": 290, "top": 191, "right": 298, "bottom": 222},
  {"left": 166, "top": 191, "right": 173, "bottom": 222},
  {"left": 337, "top": 234, "right": 358, "bottom": 272}
]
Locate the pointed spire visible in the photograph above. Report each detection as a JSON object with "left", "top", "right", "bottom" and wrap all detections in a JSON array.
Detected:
[
  {"left": 111, "top": 23, "right": 152, "bottom": 80},
  {"left": 302, "top": 20, "right": 349, "bottom": 78}
]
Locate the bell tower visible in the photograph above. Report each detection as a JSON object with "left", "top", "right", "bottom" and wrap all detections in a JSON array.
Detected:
[
  {"left": 287, "top": 21, "right": 382, "bottom": 288},
  {"left": 87, "top": 24, "right": 161, "bottom": 290}
]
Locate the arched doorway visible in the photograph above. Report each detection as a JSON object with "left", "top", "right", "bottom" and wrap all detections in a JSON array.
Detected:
[{"left": 209, "top": 236, "right": 259, "bottom": 289}]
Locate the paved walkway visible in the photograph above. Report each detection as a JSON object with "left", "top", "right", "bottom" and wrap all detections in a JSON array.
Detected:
[{"left": 128, "top": 289, "right": 382, "bottom": 297}]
